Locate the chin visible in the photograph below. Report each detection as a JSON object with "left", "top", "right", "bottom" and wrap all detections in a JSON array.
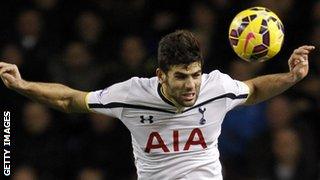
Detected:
[{"left": 181, "top": 100, "right": 196, "bottom": 107}]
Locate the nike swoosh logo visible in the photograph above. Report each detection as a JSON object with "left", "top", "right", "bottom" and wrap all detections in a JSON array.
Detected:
[{"left": 244, "top": 32, "right": 255, "bottom": 53}]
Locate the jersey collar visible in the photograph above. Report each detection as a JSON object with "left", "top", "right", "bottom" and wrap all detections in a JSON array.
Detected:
[
  {"left": 157, "top": 83, "right": 175, "bottom": 106},
  {"left": 157, "top": 84, "right": 186, "bottom": 113}
]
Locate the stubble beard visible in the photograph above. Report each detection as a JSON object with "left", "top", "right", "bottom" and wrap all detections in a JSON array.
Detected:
[{"left": 168, "top": 86, "right": 200, "bottom": 107}]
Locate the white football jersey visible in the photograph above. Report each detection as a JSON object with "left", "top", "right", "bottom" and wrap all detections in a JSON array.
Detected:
[{"left": 86, "top": 70, "right": 250, "bottom": 180}]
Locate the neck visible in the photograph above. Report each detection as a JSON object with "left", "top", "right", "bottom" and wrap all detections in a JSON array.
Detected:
[{"left": 161, "top": 84, "right": 184, "bottom": 113}]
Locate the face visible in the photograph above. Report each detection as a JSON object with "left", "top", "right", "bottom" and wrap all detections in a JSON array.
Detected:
[{"left": 158, "top": 62, "right": 202, "bottom": 107}]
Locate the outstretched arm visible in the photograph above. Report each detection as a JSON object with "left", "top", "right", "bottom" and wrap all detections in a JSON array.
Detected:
[
  {"left": 0, "top": 62, "right": 90, "bottom": 113},
  {"left": 244, "top": 45, "right": 315, "bottom": 105}
]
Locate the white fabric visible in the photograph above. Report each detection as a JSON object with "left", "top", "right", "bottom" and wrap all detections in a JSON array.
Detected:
[{"left": 87, "top": 70, "right": 250, "bottom": 180}]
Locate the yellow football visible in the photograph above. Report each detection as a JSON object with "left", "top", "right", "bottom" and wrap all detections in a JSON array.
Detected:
[{"left": 229, "top": 7, "right": 284, "bottom": 62}]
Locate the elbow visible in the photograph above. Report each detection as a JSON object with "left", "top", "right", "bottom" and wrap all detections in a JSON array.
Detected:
[{"left": 58, "top": 91, "right": 89, "bottom": 113}]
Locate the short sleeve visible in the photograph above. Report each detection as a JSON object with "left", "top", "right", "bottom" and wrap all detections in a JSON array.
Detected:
[
  {"left": 85, "top": 78, "right": 132, "bottom": 118},
  {"left": 219, "top": 72, "right": 250, "bottom": 111}
]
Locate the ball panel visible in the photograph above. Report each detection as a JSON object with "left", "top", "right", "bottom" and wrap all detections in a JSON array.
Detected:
[
  {"left": 253, "top": 44, "right": 267, "bottom": 53},
  {"left": 229, "top": 38, "right": 239, "bottom": 46},
  {"left": 250, "top": 50, "right": 268, "bottom": 61},
  {"left": 259, "top": 25, "right": 268, "bottom": 34},
  {"left": 230, "top": 29, "right": 238, "bottom": 38},
  {"left": 249, "top": 14, "right": 257, "bottom": 21},
  {"left": 242, "top": 16, "right": 250, "bottom": 22},
  {"left": 262, "top": 31, "right": 270, "bottom": 46},
  {"left": 261, "top": 19, "right": 268, "bottom": 26},
  {"left": 228, "top": 6, "right": 284, "bottom": 62}
]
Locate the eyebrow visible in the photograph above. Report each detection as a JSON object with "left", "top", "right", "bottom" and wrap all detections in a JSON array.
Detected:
[{"left": 174, "top": 70, "right": 202, "bottom": 76}]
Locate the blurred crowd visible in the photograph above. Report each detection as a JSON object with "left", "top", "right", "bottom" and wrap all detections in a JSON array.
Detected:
[{"left": 0, "top": 0, "right": 319, "bottom": 179}]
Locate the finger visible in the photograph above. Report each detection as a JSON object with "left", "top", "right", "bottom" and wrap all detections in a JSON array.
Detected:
[
  {"left": 1, "top": 73, "right": 9, "bottom": 84},
  {"left": 294, "top": 56, "right": 308, "bottom": 67},
  {"left": 298, "top": 56, "right": 308, "bottom": 64},
  {"left": 298, "top": 45, "right": 315, "bottom": 51},
  {"left": 0, "top": 62, "right": 11, "bottom": 68},
  {"left": 0, "top": 75, "right": 5, "bottom": 83},
  {"left": 0, "top": 65, "right": 15, "bottom": 75},
  {"left": 292, "top": 59, "right": 300, "bottom": 68},
  {"left": 290, "top": 54, "right": 304, "bottom": 62},
  {"left": 289, "top": 55, "right": 307, "bottom": 69},
  {"left": 291, "top": 51, "right": 309, "bottom": 60},
  {"left": 1, "top": 73, "right": 15, "bottom": 87},
  {"left": 1, "top": 77, "right": 9, "bottom": 87},
  {"left": 294, "top": 48, "right": 310, "bottom": 55},
  {"left": 302, "top": 54, "right": 308, "bottom": 61},
  {"left": 294, "top": 46, "right": 315, "bottom": 55},
  {"left": 2, "top": 73, "right": 15, "bottom": 82}
]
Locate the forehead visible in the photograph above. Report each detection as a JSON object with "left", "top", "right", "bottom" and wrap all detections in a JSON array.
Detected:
[{"left": 168, "top": 62, "right": 202, "bottom": 74}]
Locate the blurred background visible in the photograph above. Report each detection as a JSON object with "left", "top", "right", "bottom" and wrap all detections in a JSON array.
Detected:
[{"left": 0, "top": 0, "right": 319, "bottom": 179}]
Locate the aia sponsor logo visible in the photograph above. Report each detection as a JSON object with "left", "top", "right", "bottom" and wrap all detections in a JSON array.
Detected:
[{"left": 144, "top": 128, "right": 207, "bottom": 153}]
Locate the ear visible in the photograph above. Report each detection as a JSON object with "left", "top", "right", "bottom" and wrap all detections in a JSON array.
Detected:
[{"left": 156, "top": 68, "right": 166, "bottom": 84}]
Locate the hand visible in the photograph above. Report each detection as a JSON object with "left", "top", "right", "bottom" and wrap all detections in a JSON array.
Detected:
[
  {"left": 0, "top": 62, "right": 24, "bottom": 90},
  {"left": 288, "top": 45, "right": 315, "bottom": 82}
]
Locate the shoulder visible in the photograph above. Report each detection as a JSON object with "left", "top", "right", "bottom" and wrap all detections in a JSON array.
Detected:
[
  {"left": 130, "top": 76, "right": 158, "bottom": 89},
  {"left": 200, "top": 70, "right": 226, "bottom": 96},
  {"left": 107, "top": 76, "right": 156, "bottom": 92},
  {"left": 201, "top": 70, "right": 233, "bottom": 87},
  {"left": 199, "top": 70, "right": 249, "bottom": 110},
  {"left": 102, "top": 76, "right": 158, "bottom": 102},
  {"left": 201, "top": 70, "right": 248, "bottom": 95},
  {"left": 86, "top": 76, "right": 159, "bottom": 117}
]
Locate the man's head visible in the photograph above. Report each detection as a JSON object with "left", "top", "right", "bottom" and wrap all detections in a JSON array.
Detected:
[
  {"left": 157, "top": 30, "right": 203, "bottom": 73},
  {"left": 157, "top": 30, "right": 203, "bottom": 107}
]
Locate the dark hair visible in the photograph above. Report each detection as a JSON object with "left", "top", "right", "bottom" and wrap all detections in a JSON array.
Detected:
[{"left": 158, "top": 30, "right": 203, "bottom": 73}]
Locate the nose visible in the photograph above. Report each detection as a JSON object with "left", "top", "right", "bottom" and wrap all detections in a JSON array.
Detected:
[{"left": 184, "top": 77, "right": 195, "bottom": 90}]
